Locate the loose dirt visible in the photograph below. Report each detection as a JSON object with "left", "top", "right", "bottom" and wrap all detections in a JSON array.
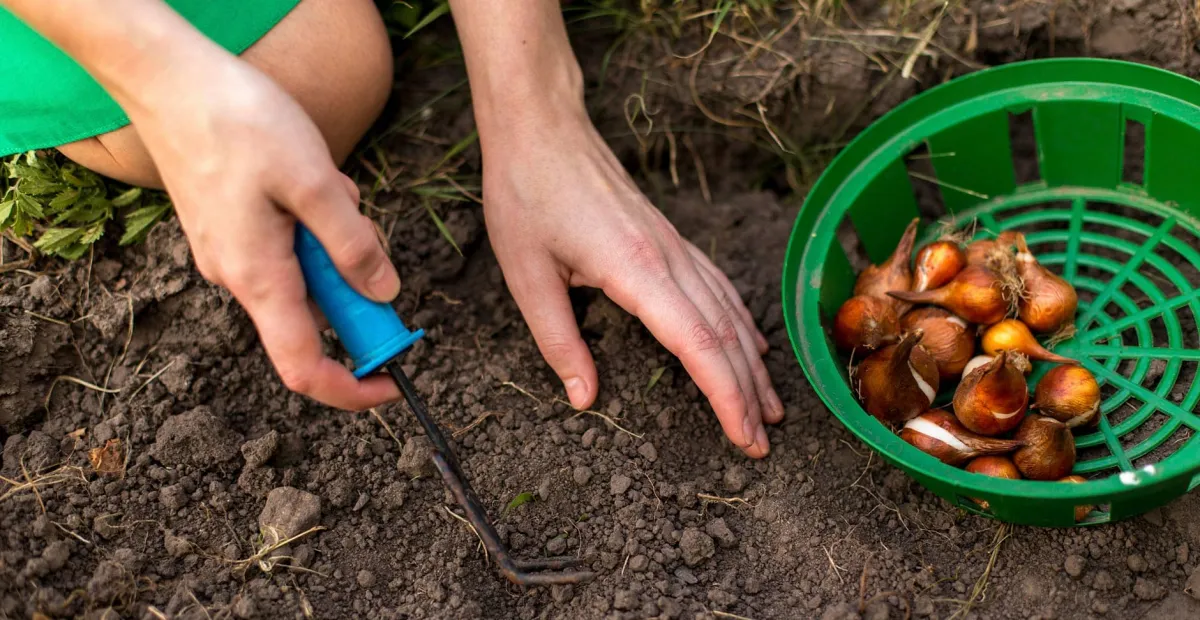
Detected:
[{"left": 4, "top": 1, "right": 1200, "bottom": 619}]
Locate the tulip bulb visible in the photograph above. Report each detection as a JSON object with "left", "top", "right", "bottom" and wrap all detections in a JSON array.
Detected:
[
  {"left": 963, "top": 353, "right": 1032, "bottom": 378},
  {"left": 964, "top": 456, "right": 1022, "bottom": 510},
  {"left": 913, "top": 240, "right": 967, "bottom": 293},
  {"left": 901, "top": 410, "right": 1022, "bottom": 466},
  {"left": 1060, "top": 475, "right": 1093, "bottom": 522},
  {"left": 888, "top": 265, "right": 1009, "bottom": 325},
  {"left": 953, "top": 351, "right": 1028, "bottom": 436},
  {"left": 965, "top": 231, "right": 1020, "bottom": 266},
  {"left": 855, "top": 218, "right": 919, "bottom": 313},
  {"left": 856, "top": 329, "right": 940, "bottom": 424},
  {"left": 1014, "top": 233, "right": 1079, "bottom": 333},
  {"left": 833, "top": 295, "right": 900, "bottom": 353},
  {"left": 1013, "top": 415, "right": 1076, "bottom": 481},
  {"left": 1034, "top": 365, "right": 1102, "bottom": 428},
  {"left": 901, "top": 308, "right": 975, "bottom": 380},
  {"left": 981, "top": 319, "right": 1077, "bottom": 365}
]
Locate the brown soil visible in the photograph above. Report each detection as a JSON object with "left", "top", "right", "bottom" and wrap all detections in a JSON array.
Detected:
[{"left": 4, "top": 1, "right": 1200, "bottom": 619}]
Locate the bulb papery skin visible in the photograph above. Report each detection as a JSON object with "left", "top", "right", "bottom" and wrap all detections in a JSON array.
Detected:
[
  {"left": 833, "top": 295, "right": 900, "bottom": 353},
  {"left": 856, "top": 330, "right": 940, "bottom": 424},
  {"left": 1014, "top": 233, "right": 1079, "bottom": 333},
  {"left": 981, "top": 319, "right": 1077, "bottom": 365},
  {"left": 888, "top": 265, "right": 1009, "bottom": 326},
  {"left": 1013, "top": 414, "right": 1077, "bottom": 481},
  {"left": 856, "top": 219, "right": 919, "bottom": 314},
  {"left": 966, "top": 231, "right": 1020, "bottom": 266},
  {"left": 913, "top": 241, "right": 967, "bottom": 293},
  {"left": 964, "top": 455, "right": 1022, "bottom": 510},
  {"left": 962, "top": 355, "right": 994, "bottom": 379},
  {"left": 901, "top": 410, "right": 1022, "bottom": 466},
  {"left": 1034, "top": 365, "right": 1102, "bottom": 428},
  {"left": 952, "top": 351, "right": 1028, "bottom": 436},
  {"left": 900, "top": 308, "right": 975, "bottom": 380}
]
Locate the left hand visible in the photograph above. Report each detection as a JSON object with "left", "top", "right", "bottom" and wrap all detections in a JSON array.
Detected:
[{"left": 478, "top": 106, "right": 783, "bottom": 458}]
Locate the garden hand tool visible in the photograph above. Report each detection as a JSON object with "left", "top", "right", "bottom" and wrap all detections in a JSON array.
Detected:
[{"left": 294, "top": 224, "right": 595, "bottom": 586}]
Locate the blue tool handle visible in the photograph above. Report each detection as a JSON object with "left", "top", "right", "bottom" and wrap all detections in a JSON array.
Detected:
[{"left": 294, "top": 224, "right": 424, "bottom": 378}]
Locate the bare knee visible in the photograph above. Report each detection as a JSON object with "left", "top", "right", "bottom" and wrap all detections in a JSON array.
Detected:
[
  {"left": 244, "top": 0, "right": 394, "bottom": 165},
  {"left": 57, "top": 127, "right": 163, "bottom": 189},
  {"left": 58, "top": 0, "right": 392, "bottom": 185}
]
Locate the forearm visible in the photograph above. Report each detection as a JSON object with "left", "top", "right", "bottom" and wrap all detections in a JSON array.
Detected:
[
  {"left": 446, "top": 0, "right": 586, "bottom": 137},
  {"left": 1, "top": 0, "right": 225, "bottom": 113}
]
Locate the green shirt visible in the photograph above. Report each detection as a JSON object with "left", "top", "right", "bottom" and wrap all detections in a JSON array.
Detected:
[{"left": 0, "top": 1, "right": 300, "bottom": 156}]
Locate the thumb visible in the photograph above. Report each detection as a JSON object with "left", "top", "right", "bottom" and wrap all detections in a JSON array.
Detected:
[
  {"left": 508, "top": 259, "right": 599, "bottom": 410},
  {"left": 284, "top": 169, "right": 400, "bottom": 303}
]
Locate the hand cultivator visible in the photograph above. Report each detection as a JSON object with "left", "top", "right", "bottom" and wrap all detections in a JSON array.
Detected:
[{"left": 294, "top": 225, "right": 594, "bottom": 586}]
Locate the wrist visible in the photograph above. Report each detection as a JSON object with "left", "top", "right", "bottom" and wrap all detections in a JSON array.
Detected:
[{"left": 469, "top": 53, "right": 588, "bottom": 140}]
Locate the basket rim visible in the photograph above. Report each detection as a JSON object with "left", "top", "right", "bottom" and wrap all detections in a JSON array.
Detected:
[{"left": 781, "top": 57, "right": 1200, "bottom": 512}]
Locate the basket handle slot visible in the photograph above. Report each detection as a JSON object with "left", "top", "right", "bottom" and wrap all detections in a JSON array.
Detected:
[
  {"left": 1122, "top": 117, "right": 1146, "bottom": 186},
  {"left": 846, "top": 157, "right": 921, "bottom": 265},
  {"left": 1034, "top": 101, "right": 1123, "bottom": 189},
  {"left": 1146, "top": 115, "right": 1200, "bottom": 217},
  {"left": 923, "top": 110, "right": 1018, "bottom": 213},
  {"left": 1009, "top": 109, "right": 1040, "bottom": 185}
]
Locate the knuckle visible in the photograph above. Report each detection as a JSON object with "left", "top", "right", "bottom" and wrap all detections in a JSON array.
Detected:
[
  {"left": 278, "top": 364, "right": 314, "bottom": 395},
  {"left": 685, "top": 320, "right": 722, "bottom": 354},
  {"left": 288, "top": 172, "right": 334, "bottom": 209},
  {"left": 713, "top": 314, "right": 739, "bottom": 347},
  {"left": 623, "top": 235, "right": 669, "bottom": 277},
  {"left": 537, "top": 334, "right": 579, "bottom": 363},
  {"left": 334, "top": 226, "right": 381, "bottom": 275}
]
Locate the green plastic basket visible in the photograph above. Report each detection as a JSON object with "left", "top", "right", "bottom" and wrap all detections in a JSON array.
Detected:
[{"left": 783, "top": 58, "right": 1200, "bottom": 527}]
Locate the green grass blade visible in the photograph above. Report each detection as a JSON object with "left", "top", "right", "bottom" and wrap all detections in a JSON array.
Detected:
[
  {"left": 502, "top": 492, "right": 535, "bottom": 517},
  {"left": 427, "top": 129, "right": 478, "bottom": 175},
  {"left": 645, "top": 366, "right": 667, "bottom": 396},
  {"left": 403, "top": 1, "right": 449, "bottom": 38},
  {"left": 422, "top": 202, "right": 462, "bottom": 256}
]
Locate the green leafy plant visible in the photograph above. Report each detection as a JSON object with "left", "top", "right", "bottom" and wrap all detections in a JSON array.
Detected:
[{"left": 0, "top": 151, "right": 172, "bottom": 260}]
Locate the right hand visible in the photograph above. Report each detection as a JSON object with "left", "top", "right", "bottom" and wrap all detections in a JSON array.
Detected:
[{"left": 123, "top": 51, "right": 402, "bottom": 411}]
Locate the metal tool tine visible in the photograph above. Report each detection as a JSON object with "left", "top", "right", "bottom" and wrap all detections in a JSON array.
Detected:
[{"left": 390, "top": 364, "right": 595, "bottom": 586}]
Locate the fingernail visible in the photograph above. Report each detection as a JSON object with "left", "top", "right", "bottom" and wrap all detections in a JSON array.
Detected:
[
  {"left": 564, "top": 377, "right": 588, "bottom": 409},
  {"left": 741, "top": 417, "right": 757, "bottom": 449},
  {"left": 368, "top": 263, "right": 401, "bottom": 301},
  {"left": 769, "top": 391, "right": 785, "bottom": 418},
  {"left": 755, "top": 425, "right": 770, "bottom": 455}
]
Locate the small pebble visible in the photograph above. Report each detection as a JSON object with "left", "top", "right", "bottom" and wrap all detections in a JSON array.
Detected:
[
  {"left": 573, "top": 466, "right": 593, "bottom": 486},
  {"left": 546, "top": 537, "right": 567, "bottom": 555},
  {"left": 1127, "top": 553, "right": 1148, "bottom": 573},
  {"left": 357, "top": 570, "right": 376, "bottom": 588},
  {"left": 628, "top": 555, "right": 649, "bottom": 572},
  {"left": 637, "top": 442, "right": 658, "bottom": 462},
  {"left": 581, "top": 428, "right": 600, "bottom": 449}
]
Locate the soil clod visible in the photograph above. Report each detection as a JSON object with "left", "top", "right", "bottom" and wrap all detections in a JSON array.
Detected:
[
  {"left": 258, "top": 487, "right": 322, "bottom": 546},
  {"left": 396, "top": 435, "right": 435, "bottom": 479},
  {"left": 241, "top": 431, "right": 279, "bottom": 470},
  {"left": 679, "top": 528, "right": 715, "bottom": 567},
  {"left": 152, "top": 406, "right": 242, "bottom": 468}
]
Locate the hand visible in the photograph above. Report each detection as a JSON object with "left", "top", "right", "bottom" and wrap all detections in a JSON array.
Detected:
[
  {"left": 122, "top": 51, "right": 402, "bottom": 410},
  {"left": 480, "top": 109, "right": 784, "bottom": 458}
]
